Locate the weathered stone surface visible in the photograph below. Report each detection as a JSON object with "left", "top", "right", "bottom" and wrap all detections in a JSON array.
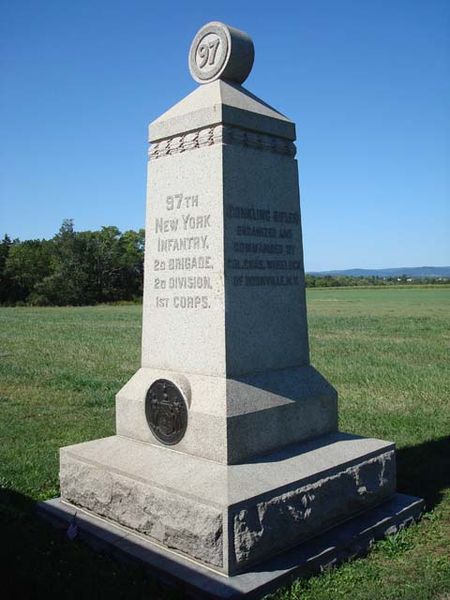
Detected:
[
  {"left": 232, "top": 449, "right": 395, "bottom": 569},
  {"left": 60, "top": 454, "right": 223, "bottom": 568},
  {"left": 59, "top": 433, "right": 396, "bottom": 574}
]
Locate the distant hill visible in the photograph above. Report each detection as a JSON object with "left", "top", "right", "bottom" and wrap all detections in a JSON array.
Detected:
[{"left": 308, "top": 266, "right": 450, "bottom": 278}]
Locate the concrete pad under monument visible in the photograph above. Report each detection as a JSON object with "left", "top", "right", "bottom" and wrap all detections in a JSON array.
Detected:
[{"left": 39, "top": 21, "right": 424, "bottom": 598}]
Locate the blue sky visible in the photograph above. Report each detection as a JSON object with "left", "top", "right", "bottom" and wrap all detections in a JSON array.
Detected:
[{"left": 1, "top": 0, "right": 449, "bottom": 271}]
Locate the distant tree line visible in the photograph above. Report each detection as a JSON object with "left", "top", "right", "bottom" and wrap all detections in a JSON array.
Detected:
[
  {"left": 305, "top": 274, "right": 449, "bottom": 288},
  {"left": 0, "top": 220, "right": 144, "bottom": 306},
  {"left": 0, "top": 221, "right": 447, "bottom": 306}
]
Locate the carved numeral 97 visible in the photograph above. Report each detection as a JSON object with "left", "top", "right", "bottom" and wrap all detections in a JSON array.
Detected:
[
  {"left": 197, "top": 38, "right": 220, "bottom": 68},
  {"left": 166, "top": 194, "right": 183, "bottom": 211}
]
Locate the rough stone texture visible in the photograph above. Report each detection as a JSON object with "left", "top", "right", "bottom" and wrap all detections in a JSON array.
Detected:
[
  {"left": 59, "top": 433, "right": 396, "bottom": 574},
  {"left": 38, "top": 493, "right": 424, "bottom": 599},
  {"left": 116, "top": 366, "right": 337, "bottom": 464},
  {"left": 232, "top": 449, "right": 395, "bottom": 570},
  {"left": 60, "top": 454, "right": 223, "bottom": 568}
]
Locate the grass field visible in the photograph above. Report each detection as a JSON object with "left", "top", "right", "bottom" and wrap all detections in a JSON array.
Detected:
[{"left": 1, "top": 287, "right": 449, "bottom": 599}]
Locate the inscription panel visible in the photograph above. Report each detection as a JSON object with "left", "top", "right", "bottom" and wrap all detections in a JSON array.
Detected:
[
  {"left": 223, "top": 147, "right": 309, "bottom": 375},
  {"left": 142, "top": 148, "right": 226, "bottom": 375},
  {"left": 151, "top": 192, "right": 214, "bottom": 311},
  {"left": 225, "top": 204, "right": 303, "bottom": 288}
]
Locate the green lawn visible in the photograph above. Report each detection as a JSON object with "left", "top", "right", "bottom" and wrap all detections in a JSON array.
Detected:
[{"left": 1, "top": 287, "right": 449, "bottom": 599}]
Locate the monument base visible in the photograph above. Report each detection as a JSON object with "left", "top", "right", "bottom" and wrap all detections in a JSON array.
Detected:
[
  {"left": 37, "top": 493, "right": 423, "bottom": 599},
  {"left": 58, "top": 432, "right": 400, "bottom": 574}
]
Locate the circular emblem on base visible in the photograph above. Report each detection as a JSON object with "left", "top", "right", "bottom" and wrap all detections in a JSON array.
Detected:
[
  {"left": 189, "top": 21, "right": 254, "bottom": 85},
  {"left": 145, "top": 379, "right": 188, "bottom": 445}
]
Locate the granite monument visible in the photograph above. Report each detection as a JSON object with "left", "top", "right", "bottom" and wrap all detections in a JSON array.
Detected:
[{"left": 40, "top": 21, "right": 424, "bottom": 599}]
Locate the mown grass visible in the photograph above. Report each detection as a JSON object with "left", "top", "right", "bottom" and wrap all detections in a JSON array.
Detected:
[{"left": 0, "top": 287, "right": 449, "bottom": 599}]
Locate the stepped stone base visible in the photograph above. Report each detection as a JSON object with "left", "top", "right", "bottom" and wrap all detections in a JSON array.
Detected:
[
  {"left": 58, "top": 432, "right": 397, "bottom": 574},
  {"left": 38, "top": 493, "right": 424, "bottom": 599}
]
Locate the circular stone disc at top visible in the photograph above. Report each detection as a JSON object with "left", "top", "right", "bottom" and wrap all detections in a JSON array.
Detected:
[
  {"left": 189, "top": 21, "right": 254, "bottom": 85},
  {"left": 145, "top": 379, "right": 188, "bottom": 445}
]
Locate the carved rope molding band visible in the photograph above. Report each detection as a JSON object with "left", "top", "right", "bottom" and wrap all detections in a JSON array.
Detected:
[{"left": 149, "top": 125, "right": 297, "bottom": 160}]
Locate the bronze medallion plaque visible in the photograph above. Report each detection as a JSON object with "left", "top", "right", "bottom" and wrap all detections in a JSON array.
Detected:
[{"left": 145, "top": 379, "right": 188, "bottom": 445}]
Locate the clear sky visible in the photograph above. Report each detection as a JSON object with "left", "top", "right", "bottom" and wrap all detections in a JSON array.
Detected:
[{"left": 1, "top": 0, "right": 449, "bottom": 271}]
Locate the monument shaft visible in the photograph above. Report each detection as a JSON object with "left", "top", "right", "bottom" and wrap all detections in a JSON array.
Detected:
[{"left": 142, "top": 128, "right": 310, "bottom": 376}]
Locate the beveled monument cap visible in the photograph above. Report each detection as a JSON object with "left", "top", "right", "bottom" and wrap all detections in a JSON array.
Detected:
[
  {"left": 188, "top": 21, "right": 254, "bottom": 85},
  {"left": 149, "top": 21, "right": 295, "bottom": 143}
]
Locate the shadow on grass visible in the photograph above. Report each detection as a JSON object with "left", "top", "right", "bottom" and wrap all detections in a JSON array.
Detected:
[
  {"left": 1, "top": 435, "right": 448, "bottom": 599},
  {"left": 0, "top": 489, "right": 179, "bottom": 600},
  {"left": 396, "top": 435, "right": 450, "bottom": 510}
]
